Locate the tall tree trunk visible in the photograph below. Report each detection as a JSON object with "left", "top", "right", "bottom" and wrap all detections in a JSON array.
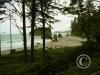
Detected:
[
  {"left": 22, "top": 0, "right": 27, "bottom": 63},
  {"left": 42, "top": 11, "right": 45, "bottom": 57},
  {"left": 40, "top": 0, "right": 46, "bottom": 57},
  {"left": 31, "top": 0, "right": 36, "bottom": 62}
]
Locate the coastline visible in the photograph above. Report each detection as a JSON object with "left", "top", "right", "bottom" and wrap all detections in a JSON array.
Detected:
[
  {"left": 1, "top": 36, "right": 86, "bottom": 54},
  {"left": 36, "top": 36, "right": 86, "bottom": 49}
]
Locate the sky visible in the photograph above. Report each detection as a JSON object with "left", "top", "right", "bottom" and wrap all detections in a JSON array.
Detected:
[{"left": 0, "top": 0, "right": 76, "bottom": 34}]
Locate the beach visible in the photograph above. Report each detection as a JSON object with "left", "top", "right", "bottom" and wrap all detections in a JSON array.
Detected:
[
  {"left": 1, "top": 34, "right": 51, "bottom": 51},
  {"left": 35, "top": 36, "right": 86, "bottom": 49},
  {"left": 1, "top": 36, "right": 86, "bottom": 54}
]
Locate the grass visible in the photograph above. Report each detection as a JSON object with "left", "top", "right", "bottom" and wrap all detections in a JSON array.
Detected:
[{"left": 0, "top": 45, "right": 100, "bottom": 75}]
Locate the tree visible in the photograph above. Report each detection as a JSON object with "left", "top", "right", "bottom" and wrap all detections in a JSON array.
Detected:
[
  {"left": 87, "top": 8, "right": 100, "bottom": 42},
  {"left": 40, "top": 0, "right": 46, "bottom": 57},
  {"left": 38, "top": 0, "right": 65, "bottom": 57},
  {"left": 31, "top": 0, "right": 36, "bottom": 62},
  {"left": 70, "top": 0, "right": 100, "bottom": 44},
  {"left": 5, "top": 0, "right": 28, "bottom": 63},
  {"left": 25, "top": 0, "right": 62, "bottom": 58},
  {"left": 70, "top": 0, "right": 96, "bottom": 42},
  {"left": 22, "top": 0, "right": 28, "bottom": 63},
  {"left": 0, "top": 0, "right": 12, "bottom": 56}
]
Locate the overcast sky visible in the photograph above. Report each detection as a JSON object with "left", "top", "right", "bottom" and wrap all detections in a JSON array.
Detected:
[{"left": 0, "top": 0, "right": 76, "bottom": 34}]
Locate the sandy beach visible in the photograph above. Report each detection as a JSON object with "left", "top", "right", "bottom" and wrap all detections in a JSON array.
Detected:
[
  {"left": 35, "top": 36, "right": 86, "bottom": 49},
  {"left": 1, "top": 36, "right": 86, "bottom": 54}
]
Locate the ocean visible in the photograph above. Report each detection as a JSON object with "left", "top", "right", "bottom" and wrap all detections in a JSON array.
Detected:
[{"left": 0, "top": 34, "right": 51, "bottom": 51}]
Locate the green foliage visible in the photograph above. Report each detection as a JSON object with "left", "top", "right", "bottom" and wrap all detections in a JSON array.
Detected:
[
  {"left": 71, "top": 0, "right": 100, "bottom": 42},
  {"left": 29, "top": 27, "right": 52, "bottom": 39},
  {"left": 0, "top": 0, "right": 8, "bottom": 15},
  {"left": 58, "top": 34, "right": 63, "bottom": 38},
  {"left": 0, "top": 47, "right": 75, "bottom": 75},
  {"left": 25, "top": 0, "right": 61, "bottom": 28},
  {"left": 0, "top": 46, "right": 100, "bottom": 75},
  {"left": 71, "top": 17, "right": 85, "bottom": 37},
  {"left": 71, "top": 8, "right": 100, "bottom": 41}
]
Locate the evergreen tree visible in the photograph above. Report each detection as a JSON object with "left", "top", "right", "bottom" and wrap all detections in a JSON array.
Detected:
[
  {"left": 70, "top": 0, "right": 96, "bottom": 41},
  {"left": 22, "top": 0, "right": 28, "bottom": 63},
  {"left": 26, "top": 0, "right": 62, "bottom": 58},
  {"left": 31, "top": 0, "right": 36, "bottom": 62}
]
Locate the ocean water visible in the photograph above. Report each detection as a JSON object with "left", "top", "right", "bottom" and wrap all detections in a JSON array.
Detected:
[{"left": 0, "top": 34, "right": 51, "bottom": 51}]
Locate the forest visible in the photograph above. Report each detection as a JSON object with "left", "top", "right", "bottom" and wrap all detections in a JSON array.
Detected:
[{"left": 0, "top": 0, "right": 100, "bottom": 75}]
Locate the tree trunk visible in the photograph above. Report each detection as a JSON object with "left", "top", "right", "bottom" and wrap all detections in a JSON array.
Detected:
[
  {"left": 22, "top": 0, "right": 27, "bottom": 63},
  {"left": 31, "top": 0, "right": 36, "bottom": 63},
  {"left": 42, "top": 12, "right": 45, "bottom": 57},
  {"left": 40, "top": 0, "right": 46, "bottom": 57}
]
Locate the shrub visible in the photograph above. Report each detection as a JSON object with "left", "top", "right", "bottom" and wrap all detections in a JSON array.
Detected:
[{"left": 58, "top": 34, "right": 63, "bottom": 38}]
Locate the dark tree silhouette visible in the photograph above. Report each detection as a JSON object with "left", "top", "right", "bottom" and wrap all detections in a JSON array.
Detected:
[
  {"left": 22, "top": 0, "right": 28, "bottom": 63},
  {"left": 40, "top": 0, "right": 46, "bottom": 57},
  {"left": 39, "top": 0, "right": 64, "bottom": 57},
  {"left": 70, "top": 0, "right": 95, "bottom": 42},
  {"left": 25, "top": 0, "right": 64, "bottom": 58},
  {"left": 31, "top": 0, "right": 36, "bottom": 62}
]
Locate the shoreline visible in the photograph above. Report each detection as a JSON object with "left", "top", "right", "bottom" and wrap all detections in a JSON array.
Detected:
[
  {"left": 35, "top": 36, "right": 86, "bottom": 49},
  {"left": 1, "top": 36, "right": 86, "bottom": 54}
]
